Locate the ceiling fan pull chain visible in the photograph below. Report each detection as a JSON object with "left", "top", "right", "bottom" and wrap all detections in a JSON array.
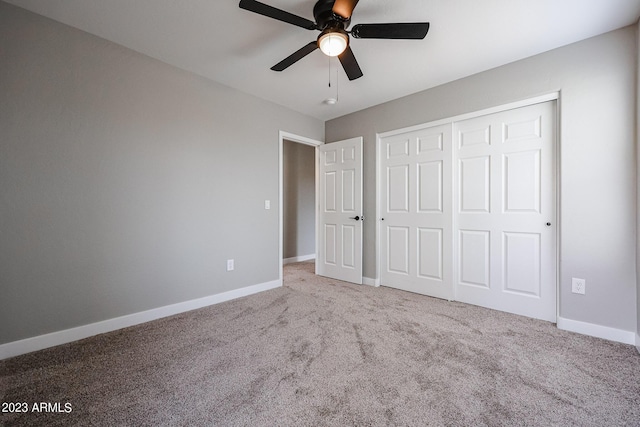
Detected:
[{"left": 336, "top": 58, "right": 339, "bottom": 102}]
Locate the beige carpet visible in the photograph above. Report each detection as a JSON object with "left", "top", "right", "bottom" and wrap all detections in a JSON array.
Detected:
[{"left": 1, "top": 260, "right": 639, "bottom": 426}]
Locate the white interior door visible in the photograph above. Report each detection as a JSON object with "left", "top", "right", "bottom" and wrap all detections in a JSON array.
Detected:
[
  {"left": 454, "top": 101, "right": 556, "bottom": 322},
  {"left": 378, "top": 100, "right": 556, "bottom": 322},
  {"left": 379, "top": 124, "right": 454, "bottom": 300},
  {"left": 317, "top": 137, "right": 363, "bottom": 284}
]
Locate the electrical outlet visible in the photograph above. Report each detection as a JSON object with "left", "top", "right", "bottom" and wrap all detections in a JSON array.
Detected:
[
  {"left": 226, "top": 259, "right": 234, "bottom": 271},
  {"left": 571, "top": 278, "right": 585, "bottom": 295}
]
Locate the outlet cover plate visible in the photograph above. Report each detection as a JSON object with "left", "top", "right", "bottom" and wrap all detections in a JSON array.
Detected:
[{"left": 571, "top": 278, "right": 585, "bottom": 295}]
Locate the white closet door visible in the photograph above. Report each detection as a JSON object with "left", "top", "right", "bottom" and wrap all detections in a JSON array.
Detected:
[
  {"left": 454, "top": 101, "right": 556, "bottom": 322},
  {"left": 317, "top": 137, "right": 363, "bottom": 284},
  {"left": 379, "top": 124, "right": 454, "bottom": 300}
]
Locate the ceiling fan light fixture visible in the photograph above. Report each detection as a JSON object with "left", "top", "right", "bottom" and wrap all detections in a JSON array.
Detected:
[{"left": 318, "top": 30, "right": 348, "bottom": 57}]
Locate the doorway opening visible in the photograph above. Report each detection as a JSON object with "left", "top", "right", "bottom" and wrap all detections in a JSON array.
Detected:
[{"left": 278, "top": 131, "right": 322, "bottom": 284}]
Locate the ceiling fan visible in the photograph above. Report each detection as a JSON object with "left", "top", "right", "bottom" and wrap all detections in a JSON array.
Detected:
[{"left": 239, "top": 0, "right": 430, "bottom": 81}]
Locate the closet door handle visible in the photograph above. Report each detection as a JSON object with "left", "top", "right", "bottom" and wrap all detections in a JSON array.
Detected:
[{"left": 349, "top": 216, "right": 360, "bottom": 221}]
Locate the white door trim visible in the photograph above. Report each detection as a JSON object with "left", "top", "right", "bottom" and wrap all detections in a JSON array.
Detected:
[
  {"left": 378, "top": 93, "right": 560, "bottom": 140},
  {"left": 376, "top": 93, "right": 561, "bottom": 319},
  {"left": 278, "top": 131, "right": 323, "bottom": 284}
]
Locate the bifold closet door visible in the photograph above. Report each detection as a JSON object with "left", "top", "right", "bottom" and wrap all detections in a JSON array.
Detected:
[
  {"left": 454, "top": 101, "right": 556, "bottom": 322},
  {"left": 379, "top": 101, "right": 556, "bottom": 322},
  {"left": 379, "top": 124, "right": 454, "bottom": 301}
]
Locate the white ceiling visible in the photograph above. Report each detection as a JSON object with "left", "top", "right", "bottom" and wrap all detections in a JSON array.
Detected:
[{"left": 6, "top": 0, "right": 640, "bottom": 121}]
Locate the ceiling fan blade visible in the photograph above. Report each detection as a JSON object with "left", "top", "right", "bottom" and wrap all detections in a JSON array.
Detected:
[
  {"left": 338, "top": 46, "right": 363, "bottom": 81},
  {"left": 239, "top": 0, "right": 317, "bottom": 30},
  {"left": 271, "top": 41, "right": 319, "bottom": 71},
  {"left": 332, "top": 0, "right": 359, "bottom": 20},
  {"left": 351, "top": 23, "right": 430, "bottom": 39}
]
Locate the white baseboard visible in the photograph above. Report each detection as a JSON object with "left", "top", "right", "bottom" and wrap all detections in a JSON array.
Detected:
[
  {"left": 0, "top": 279, "right": 282, "bottom": 361},
  {"left": 362, "top": 276, "right": 380, "bottom": 287},
  {"left": 557, "top": 317, "right": 636, "bottom": 345},
  {"left": 636, "top": 333, "right": 640, "bottom": 354},
  {"left": 283, "top": 254, "right": 315, "bottom": 265}
]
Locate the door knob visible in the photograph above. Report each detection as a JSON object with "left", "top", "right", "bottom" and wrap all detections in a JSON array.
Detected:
[
  {"left": 546, "top": 222, "right": 551, "bottom": 226},
  {"left": 350, "top": 216, "right": 360, "bottom": 221}
]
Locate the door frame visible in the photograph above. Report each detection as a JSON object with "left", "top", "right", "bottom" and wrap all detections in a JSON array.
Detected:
[
  {"left": 375, "top": 92, "right": 561, "bottom": 319},
  {"left": 278, "top": 131, "right": 323, "bottom": 284}
]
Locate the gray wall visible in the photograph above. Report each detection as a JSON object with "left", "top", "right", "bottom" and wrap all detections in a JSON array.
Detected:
[
  {"left": 0, "top": 2, "right": 324, "bottom": 345},
  {"left": 283, "top": 140, "right": 316, "bottom": 260},
  {"left": 326, "top": 27, "right": 638, "bottom": 332}
]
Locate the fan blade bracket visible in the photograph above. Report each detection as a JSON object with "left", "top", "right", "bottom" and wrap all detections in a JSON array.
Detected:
[
  {"left": 239, "top": 0, "right": 317, "bottom": 30},
  {"left": 351, "top": 23, "right": 430, "bottom": 39}
]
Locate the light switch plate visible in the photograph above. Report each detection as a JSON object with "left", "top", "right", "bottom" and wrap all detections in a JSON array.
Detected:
[{"left": 265, "top": 200, "right": 271, "bottom": 210}]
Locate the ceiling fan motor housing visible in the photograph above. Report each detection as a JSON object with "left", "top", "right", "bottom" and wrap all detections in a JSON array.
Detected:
[{"left": 313, "top": 0, "right": 350, "bottom": 30}]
